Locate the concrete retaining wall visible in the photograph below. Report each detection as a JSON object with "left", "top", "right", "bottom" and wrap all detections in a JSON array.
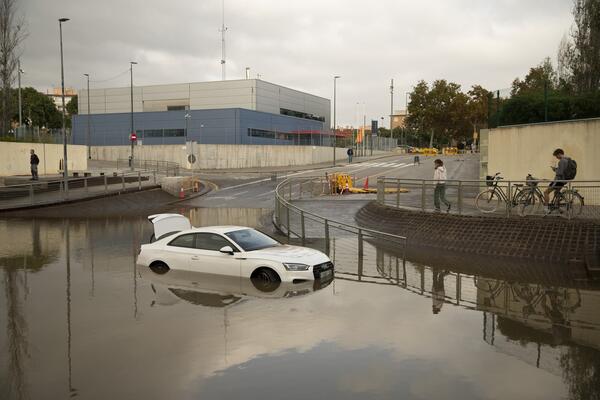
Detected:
[
  {"left": 91, "top": 144, "right": 367, "bottom": 169},
  {"left": 0, "top": 142, "right": 88, "bottom": 176},
  {"left": 487, "top": 118, "right": 600, "bottom": 181}
]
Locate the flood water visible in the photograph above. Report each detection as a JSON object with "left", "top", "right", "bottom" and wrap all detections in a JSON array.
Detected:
[{"left": 1, "top": 208, "right": 599, "bottom": 400}]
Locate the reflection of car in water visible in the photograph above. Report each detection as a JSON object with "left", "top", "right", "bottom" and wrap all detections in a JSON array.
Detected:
[
  {"left": 138, "top": 214, "right": 334, "bottom": 287},
  {"left": 141, "top": 269, "right": 334, "bottom": 308}
]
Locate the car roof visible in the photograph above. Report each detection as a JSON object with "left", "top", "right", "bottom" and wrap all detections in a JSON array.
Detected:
[{"left": 185, "top": 226, "right": 251, "bottom": 235}]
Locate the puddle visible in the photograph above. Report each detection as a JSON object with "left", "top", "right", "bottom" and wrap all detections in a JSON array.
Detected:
[{"left": 0, "top": 210, "right": 598, "bottom": 399}]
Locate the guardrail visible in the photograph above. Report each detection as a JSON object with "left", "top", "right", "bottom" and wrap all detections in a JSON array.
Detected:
[
  {"left": 376, "top": 176, "right": 600, "bottom": 220},
  {"left": 274, "top": 176, "right": 407, "bottom": 272},
  {"left": 116, "top": 159, "right": 179, "bottom": 176},
  {"left": 0, "top": 171, "right": 156, "bottom": 210}
]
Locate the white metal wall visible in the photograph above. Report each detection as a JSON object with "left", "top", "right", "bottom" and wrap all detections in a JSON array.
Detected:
[{"left": 78, "top": 79, "right": 330, "bottom": 127}]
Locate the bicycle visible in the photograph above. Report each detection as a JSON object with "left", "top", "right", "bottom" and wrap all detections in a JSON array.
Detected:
[
  {"left": 516, "top": 177, "right": 584, "bottom": 217},
  {"left": 475, "top": 173, "right": 532, "bottom": 213}
]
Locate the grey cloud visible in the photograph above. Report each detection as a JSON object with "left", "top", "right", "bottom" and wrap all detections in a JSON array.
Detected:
[{"left": 20, "top": 0, "right": 572, "bottom": 126}]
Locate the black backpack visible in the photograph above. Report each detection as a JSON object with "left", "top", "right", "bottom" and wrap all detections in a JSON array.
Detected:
[{"left": 564, "top": 158, "right": 577, "bottom": 180}]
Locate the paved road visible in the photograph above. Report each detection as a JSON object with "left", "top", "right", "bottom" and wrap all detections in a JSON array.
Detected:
[{"left": 183, "top": 153, "right": 480, "bottom": 209}]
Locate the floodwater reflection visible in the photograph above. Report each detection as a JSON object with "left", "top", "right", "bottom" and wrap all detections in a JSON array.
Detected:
[{"left": 0, "top": 211, "right": 598, "bottom": 399}]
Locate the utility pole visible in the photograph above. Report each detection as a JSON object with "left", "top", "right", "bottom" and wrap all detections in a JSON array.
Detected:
[
  {"left": 130, "top": 61, "right": 137, "bottom": 170},
  {"left": 59, "top": 18, "right": 70, "bottom": 197},
  {"left": 220, "top": 0, "right": 227, "bottom": 80},
  {"left": 84, "top": 73, "right": 91, "bottom": 159},
  {"left": 333, "top": 76, "right": 340, "bottom": 166}
]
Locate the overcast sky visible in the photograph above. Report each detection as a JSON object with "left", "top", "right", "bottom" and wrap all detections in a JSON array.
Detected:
[{"left": 21, "top": 0, "right": 573, "bottom": 127}]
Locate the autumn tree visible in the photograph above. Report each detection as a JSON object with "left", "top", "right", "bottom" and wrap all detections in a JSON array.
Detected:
[
  {"left": 0, "top": 0, "right": 26, "bottom": 135},
  {"left": 557, "top": 0, "right": 600, "bottom": 92}
]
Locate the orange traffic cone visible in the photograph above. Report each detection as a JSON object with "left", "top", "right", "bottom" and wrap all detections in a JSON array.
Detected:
[
  {"left": 179, "top": 187, "right": 185, "bottom": 199},
  {"left": 363, "top": 177, "right": 369, "bottom": 190}
]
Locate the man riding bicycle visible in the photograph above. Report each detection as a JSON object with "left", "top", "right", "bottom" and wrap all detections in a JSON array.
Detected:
[{"left": 543, "top": 148, "right": 576, "bottom": 213}]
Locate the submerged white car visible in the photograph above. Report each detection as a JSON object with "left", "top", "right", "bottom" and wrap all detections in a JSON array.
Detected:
[{"left": 137, "top": 214, "right": 334, "bottom": 285}]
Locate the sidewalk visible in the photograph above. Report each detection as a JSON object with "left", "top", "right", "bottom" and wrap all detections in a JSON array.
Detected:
[{"left": 0, "top": 173, "right": 159, "bottom": 211}]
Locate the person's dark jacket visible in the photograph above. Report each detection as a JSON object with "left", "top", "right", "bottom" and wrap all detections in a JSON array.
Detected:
[
  {"left": 30, "top": 154, "right": 40, "bottom": 165},
  {"left": 347, "top": 148, "right": 354, "bottom": 156}
]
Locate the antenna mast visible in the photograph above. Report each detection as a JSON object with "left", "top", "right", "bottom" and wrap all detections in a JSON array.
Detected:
[{"left": 220, "top": 0, "right": 227, "bottom": 80}]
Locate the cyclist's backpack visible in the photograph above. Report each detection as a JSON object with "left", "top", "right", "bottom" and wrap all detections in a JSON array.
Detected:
[{"left": 564, "top": 158, "right": 577, "bottom": 180}]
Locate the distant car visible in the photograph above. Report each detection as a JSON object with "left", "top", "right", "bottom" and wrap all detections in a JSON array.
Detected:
[{"left": 137, "top": 214, "right": 334, "bottom": 288}]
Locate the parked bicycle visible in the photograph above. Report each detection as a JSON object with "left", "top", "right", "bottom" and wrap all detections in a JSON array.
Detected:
[
  {"left": 475, "top": 173, "right": 533, "bottom": 213},
  {"left": 476, "top": 173, "right": 584, "bottom": 217}
]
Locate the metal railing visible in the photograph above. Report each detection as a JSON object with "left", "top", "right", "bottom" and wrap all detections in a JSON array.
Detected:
[
  {"left": 116, "top": 159, "right": 179, "bottom": 176},
  {"left": 0, "top": 171, "right": 156, "bottom": 210},
  {"left": 274, "top": 176, "right": 407, "bottom": 273},
  {"left": 376, "top": 176, "right": 600, "bottom": 220}
]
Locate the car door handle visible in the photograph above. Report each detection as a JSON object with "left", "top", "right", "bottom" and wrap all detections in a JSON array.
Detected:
[{"left": 191, "top": 256, "right": 200, "bottom": 260}]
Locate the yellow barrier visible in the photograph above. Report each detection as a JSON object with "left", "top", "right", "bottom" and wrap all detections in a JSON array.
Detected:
[
  {"left": 422, "top": 148, "right": 438, "bottom": 156},
  {"left": 442, "top": 147, "right": 458, "bottom": 155}
]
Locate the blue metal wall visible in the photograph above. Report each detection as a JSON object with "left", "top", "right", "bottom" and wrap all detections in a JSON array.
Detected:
[{"left": 72, "top": 108, "right": 326, "bottom": 146}]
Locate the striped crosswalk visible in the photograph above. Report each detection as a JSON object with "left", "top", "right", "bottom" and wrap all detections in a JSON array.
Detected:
[{"left": 354, "top": 162, "right": 413, "bottom": 168}]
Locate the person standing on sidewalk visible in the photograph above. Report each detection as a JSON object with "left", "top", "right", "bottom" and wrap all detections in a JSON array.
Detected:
[
  {"left": 30, "top": 149, "right": 40, "bottom": 180},
  {"left": 433, "top": 159, "right": 451, "bottom": 212},
  {"left": 347, "top": 148, "right": 354, "bottom": 163}
]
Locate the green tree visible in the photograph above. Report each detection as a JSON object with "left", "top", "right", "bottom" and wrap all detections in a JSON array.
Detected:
[
  {"left": 467, "top": 84, "right": 492, "bottom": 132},
  {"left": 511, "top": 58, "right": 557, "bottom": 96},
  {"left": 66, "top": 94, "right": 77, "bottom": 115},
  {"left": 11, "top": 87, "right": 61, "bottom": 128}
]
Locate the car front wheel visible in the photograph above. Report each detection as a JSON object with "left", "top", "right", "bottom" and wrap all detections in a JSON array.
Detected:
[{"left": 251, "top": 268, "right": 281, "bottom": 292}]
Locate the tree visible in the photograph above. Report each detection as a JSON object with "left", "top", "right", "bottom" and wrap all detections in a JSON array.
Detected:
[
  {"left": 0, "top": 0, "right": 26, "bottom": 135},
  {"left": 10, "top": 87, "right": 61, "bottom": 128},
  {"left": 557, "top": 0, "right": 600, "bottom": 93},
  {"left": 66, "top": 94, "right": 77, "bottom": 115},
  {"left": 511, "top": 58, "right": 557, "bottom": 96},
  {"left": 467, "top": 85, "right": 492, "bottom": 131}
]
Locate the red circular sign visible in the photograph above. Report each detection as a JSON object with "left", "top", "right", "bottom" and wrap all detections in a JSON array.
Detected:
[{"left": 130, "top": 133, "right": 137, "bottom": 141}]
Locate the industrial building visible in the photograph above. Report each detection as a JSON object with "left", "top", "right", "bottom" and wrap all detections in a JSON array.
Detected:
[{"left": 72, "top": 79, "right": 331, "bottom": 146}]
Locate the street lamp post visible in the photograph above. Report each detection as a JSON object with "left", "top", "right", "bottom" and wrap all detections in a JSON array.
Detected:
[
  {"left": 18, "top": 60, "right": 23, "bottom": 135},
  {"left": 333, "top": 75, "right": 340, "bottom": 166},
  {"left": 84, "top": 73, "right": 91, "bottom": 159},
  {"left": 129, "top": 61, "right": 137, "bottom": 170},
  {"left": 59, "top": 18, "right": 70, "bottom": 196}
]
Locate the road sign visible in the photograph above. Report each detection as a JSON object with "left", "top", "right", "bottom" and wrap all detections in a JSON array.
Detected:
[
  {"left": 130, "top": 133, "right": 137, "bottom": 141},
  {"left": 188, "top": 154, "right": 196, "bottom": 164},
  {"left": 371, "top": 120, "right": 378, "bottom": 136}
]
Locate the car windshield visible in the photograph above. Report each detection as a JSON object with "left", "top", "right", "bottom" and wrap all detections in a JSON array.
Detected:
[{"left": 225, "top": 229, "right": 280, "bottom": 251}]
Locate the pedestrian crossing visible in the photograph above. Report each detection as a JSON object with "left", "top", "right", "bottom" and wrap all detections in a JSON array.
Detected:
[{"left": 355, "top": 162, "right": 413, "bottom": 168}]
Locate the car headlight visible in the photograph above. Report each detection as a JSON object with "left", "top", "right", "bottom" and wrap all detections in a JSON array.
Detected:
[{"left": 283, "top": 263, "right": 310, "bottom": 271}]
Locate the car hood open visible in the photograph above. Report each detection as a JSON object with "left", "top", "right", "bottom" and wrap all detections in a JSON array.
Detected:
[{"left": 245, "top": 245, "right": 329, "bottom": 266}]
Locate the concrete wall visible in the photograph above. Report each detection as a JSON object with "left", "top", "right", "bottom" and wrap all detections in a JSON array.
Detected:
[
  {"left": 487, "top": 118, "right": 600, "bottom": 181},
  {"left": 91, "top": 144, "right": 349, "bottom": 170},
  {"left": 0, "top": 142, "right": 88, "bottom": 176}
]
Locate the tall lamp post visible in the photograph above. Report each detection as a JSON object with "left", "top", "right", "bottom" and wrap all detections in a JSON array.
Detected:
[
  {"left": 332, "top": 75, "right": 340, "bottom": 166},
  {"left": 59, "top": 18, "right": 70, "bottom": 196},
  {"left": 18, "top": 60, "right": 23, "bottom": 134},
  {"left": 83, "top": 73, "right": 91, "bottom": 159},
  {"left": 129, "top": 61, "right": 137, "bottom": 170}
]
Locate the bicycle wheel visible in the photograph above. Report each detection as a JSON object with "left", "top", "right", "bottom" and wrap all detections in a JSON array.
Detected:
[
  {"left": 563, "top": 190, "right": 584, "bottom": 216},
  {"left": 516, "top": 190, "right": 543, "bottom": 216},
  {"left": 475, "top": 189, "right": 501, "bottom": 213}
]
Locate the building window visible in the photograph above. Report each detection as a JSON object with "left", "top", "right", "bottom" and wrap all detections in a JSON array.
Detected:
[
  {"left": 280, "top": 108, "right": 325, "bottom": 122},
  {"left": 167, "top": 105, "right": 187, "bottom": 111},
  {"left": 164, "top": 129, "right": 185, "bottom": 137},
  {"left": 248, "top": 128, "right": 276, "bottom": 139},
  {"left": 144, "top": 129, "right": 163, "bottom": 138}
]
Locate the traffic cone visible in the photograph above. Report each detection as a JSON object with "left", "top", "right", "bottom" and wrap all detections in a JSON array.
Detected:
[
  {"left": 179, "top": 187, "right": 185, "bottom": 199},
  {"left": 363, "top": 177, "right": 369, "bottom": 190}
]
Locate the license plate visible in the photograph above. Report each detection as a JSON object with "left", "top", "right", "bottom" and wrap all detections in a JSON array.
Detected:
[{"left": 320, "top": 269, "right": 333, "bottom": 279}]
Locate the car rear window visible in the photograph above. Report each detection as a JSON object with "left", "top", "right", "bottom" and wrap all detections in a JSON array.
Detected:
[{"left": 168, "top": 234, "right": 195, "bottom": 248}]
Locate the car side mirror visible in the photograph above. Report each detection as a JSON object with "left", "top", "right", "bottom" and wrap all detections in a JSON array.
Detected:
[{"left": 219, "top": 246, "right": 234, "bottom": 255}]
